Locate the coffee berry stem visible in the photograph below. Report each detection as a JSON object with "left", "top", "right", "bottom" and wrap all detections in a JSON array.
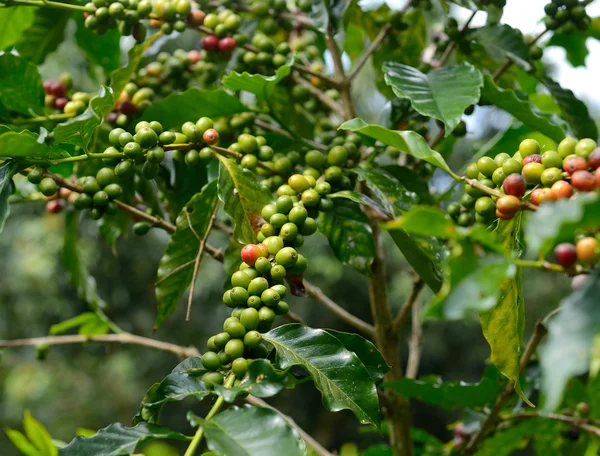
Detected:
[
  {"left": 9, "top": 112, "right": 76, "bottom": 125},
  {"left": 514, "top": 259, "right": 590, "bottom": 275},
  {"left": 27, "top": 151, "right": 125, "bottom": 166},
  {"left": 1, "top": 0, "right": 93, "bottom": 12}
]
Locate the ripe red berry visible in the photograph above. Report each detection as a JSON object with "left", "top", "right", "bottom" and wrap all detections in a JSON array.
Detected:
[
  {"left": 188, "top": 50, "right": 201, "bottom": 63},
  {"left": 530, "top": 188, "right": 556, "bottom": 206},
  {"left": 46, "top": 199, "right": 63, "bottom": 214},
  {"left": 571, "top": 170, "right": 596, "bottom": 192},
  {"left": 241, "top": 244, "right": 262, "bottom": 266},
  {"left": 188, "top": 10, "right": 205, "bottom": 26},
  {"left": 202, "top": 35, "right": 219, "bottom": 52},
  {"left": 117, "top": 100, "right": 137, "bottom": 116},
  {"left": 563, "top": 155, "right": 587, "bottom": 175},
  {"left": 203, "top": 128, "right": 219, "bottom": 145},
  {"left": 554, "top": 243, "right": 578, "bottom": 268},
  {"left": 551, "top": 180, "right": 573, "bottom": 200},
  {"left": 43, "top": 80, "right": 54, "bottom": 95},
  {"left": 49, "top": 81, "right": 66, "bottom": 97},
  {"left": 54, "top": 97, "right": 68, "bottom": 110},
  {"left": 502, "top": 173, "right": 527, "bottom": 198},
  {"left": 523, "top": 154, "right": 542, "bottom": 165},
  {"left": 59, "top": 187, "right": 72, "bottom": 199},
  {"left": 218, "top": 37, "right": 237, "bottom": 53},
  {"left": 589, "top": 148, "right": 600, "bottom": 170},
  {"left": 496, "top": 195, "right": 521, "bottom": 215},
  {"left": 107, "top": 111, "right": 119, "bottom": 124}
]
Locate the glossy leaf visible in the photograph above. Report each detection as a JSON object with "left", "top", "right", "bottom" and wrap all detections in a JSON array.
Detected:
[
  {"left": 222, "top": 57, "right": 293, "bottom": 100},
  {"left": 0, "top": 53, "right": 44, "bottom": 115},
  {"left": 328, "top": 190, "right": 392, "bottom": 220},
  {"left": 308, "top": 0, "right": 348, "bottom": 36},
  {"left": 155, "top": 180, "right": 219, "bottom": 329},
  {"left": 0, "top": 160, "right": 18, "bottom": 236},
  {"left": 264, "top": 324, "right": 381, "bottom": 426},
  {"left": 473, "top": 24, "right": 531, "bottom": 71},
  {"left": 217, "top": 156, "right": 272, "bottom": 245},
  {"left": 58, "top": 423, "right": 187, "bottom": 456},
  {"left": 384, "top": 206, "right": 456, "bottom": 239},
  {"left": 382, "top": 366, "right": 502, "bottom": 410},
  {"left": 74, "top": 14, "right": 121, "bottom": 75},
  {"left": 53, "top": 86, "right": 114, "bottom": 148},
  {"left": 0, "top": 8, "right": 35, "bottom": 50},
  {"left": 15, "top": 9, "right": 69, "bottom": 64},
  {"left": 63, "top": 210, "right": 107, "bottom": 311},
  {"left": 541, "top": 75, "right": 598, "bottom": 140},
  {"left": 319, "top": 198, "right": 375, "bottom": 276},
  {"left": 203, "top": 405, "right": 306, "bottom": 456},
  {"left": 540, "top": 273, "right": 600, "bottom": 412},
  {"left": 340, "top": 119, "right": 454, "bottom": 176},
  {"left": 23, "top": 410, "right": 57, "bottom": 456},
  {"left": 0, "top": 127, "right": 68, "bottom": 160},
  {"left": 383, "top": 62, "right": 483, "bottom": 136},
  {"left": 139, "top": 89, "right": 248, "bottom": 130},
  {"left": 383, "top": 165, "right": 434, "bottom": 204},
  {"left": 353, "top": 166, "right": 419, "bottom": 216},
  {"left": 480, "top": 74, "right": 565, "bottom": 142}
]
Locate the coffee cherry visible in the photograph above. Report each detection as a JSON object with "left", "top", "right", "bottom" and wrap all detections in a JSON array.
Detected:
[
  {"left": 230, "top": 287, "right": 249, "bottom": 306},
  {"left": 45, "top": 199, "right": 62, "bottom": 214},
  {"left": 232, "top": 358, "right": 248, "bottom": 378},
  {"left": 596, "top": 168, "right": 600, "bottom": 188},
  {"left": 224, "top": 317, "right": 246, "bottom": 338},
  {"left": 457, "top": 212, "right": 474, "bottom": 226},
  {"left": 202, "top": 371, "right": 224, "bottom": 386},
  {"left": 503, "top": 173, "right": 526, "bottom": 198},
  {"left": 540, "top": 167, "right": 563, "bottom": 187},
  {"left": 231, "top": 271, "right": 252, "bottom": 288},
  {"left": 135, "top": 127, "right": 158, "bottom": 148},
  {"left": 496, "top": 195, "right": 521, "bottom": 215},
  {"left": 39, "top": 177, "right": 58, "bottom": 196},
  {"left": 219, "top": 37, "right": 237, "bottom": 53},
  {"left": 571, "top": 170, "right": 596, "bottom": 191},
  {"left": 575, "top": 138, "right": 597, "bottom": 159},
  {"left": 288, "top": 174, "right": 311, "bottom": 193},
  {"left": 466, "top": 163, "right": 479, "bottom": 179},
  {"left": 502, "top": 158, "right": 522, "bottom": 176},
  {"left": 214, "top": 332, "right": 231, "bottom": 349},
  {"left": 551, "top": 180, "right": 573, "bottom": 199},
  {"left": 523, "top": 154, "right": 542, "bottom": 166},
  {"left": 27, "top": 168, "right": 43, "bottom": 184},
  {"left": 576, "top": 237, "right": 599, "bottom": 264},
  {"left": 243, "top": 330, "right": 262, "bottom": 348},
  {"left": 96, "top": 168, "right": 117, "bottom": 188},
  {"left": 240, "top": 308, "right": 260, "bottom": 330},
  {"left": 299, "top": 217, "right": 317, "bottom": 235},
  {"left": 519, "top": 138, "right": 541, "bottom": 157},
  {"left": 477, "top": 157, "right": 498, "bottom": 177},
  {"left": 203, "top": 128, "right": 219, "bottom": 145},
  {"left": 563, "top": 155, "right": 587, "bottom": 175},
  {"left": 225, "top": 339, "right": 245, "bottom": 359},
  {"left": 263, "top": 235, "right": 284, "bottom": 254},
  {"left": 474, "top": 196, "right": 495, "bottom": 216},
  {"left": 491, "top": 167, "right": 506, "bottom": 186},
  {"left": 202, "top": 351, "right": 221, "bottom": 371},
  {"left": 275, "top": 247, "right": 298, "bottom": 267},
  {"left": 554, "top": 243, "right": 578, "bottom": 268},
  {"left": 185, "top": 149, "right": 200, "bottom": 166},
  {"left": 241, "top": 244, "right": 264, "bottom": 266},
  {"left": 104, "top": 183, "right": 123, "bottom": 199},
  {"left": 541, "top": 151, "right": 562, "bottom": 168},
  {"left": 202, "top": 35, "right": 219, "bottom": 52},
  {"left": 558, "top": 137, "right": 577, "bottom": 158},
  {"left": 576, "top": 402, "right": 590, "bottom": 416},
  {"left": 73, "top": 193, "right": 93, "bottom": 210},
  {"left": 133, "top": 222, "right": 151, "bottom": 236},
  {"left": 530, "top": 188, "right": 555, "bottom": 206}
]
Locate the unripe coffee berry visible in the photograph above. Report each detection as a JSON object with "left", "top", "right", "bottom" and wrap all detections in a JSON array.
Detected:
[
  {"left": 230, "top": 286, "right": 249, "bottom": 305},
  {"left": 476, "top": 157, "right": 497, "bottom": 177},
  {"left": 521, "top": 162, "right": 545, "bottom": 184},
  {"left": 232, "top": 358, "right": 248, "bottom": 378},
  {"left": 502, "top": 158, "right": 522, "bottom": 176},
  {"left": 201, "top": 351, "right": 221, "bottom": 371},
  {"left": 496, "top": 195, "right": 521, "bottom": 215},
  {"left": 288, "top": 174, "right": 311, "bottom": 193},
  {"left": 519, "top": 138, "right": 541, "bottom": 157},
  {"left": 240, "top": 308, "right": 260, "bottom": 330},
  {"left": 39, "top": 177, "right": 58, "bottom": 197},
  {"left": 540, "top": 167, "right": 563, "bottom": 187},
  {"left": 575, "top": 138, "right": 597, "bottom": 159},
  {"left": 275, "top": 247, "right": 298, "bottom": 267},
  {"left": 541, "top": 151, "right": 562, "bottom": 168},
  {"left": 224, "top": 339, "right": 245, "bottom": 359},
  {"left": 576, "top": 237, "right": 599, "bottom": 264},
  {"left": 231, "top": 271, "right": 252, "bottom": 288},
  {"left": 263, "top": 236, "right": 284, "bottom": 254},
  {"left": 558, "top": 137, "right": 577, "bottom": 158}
]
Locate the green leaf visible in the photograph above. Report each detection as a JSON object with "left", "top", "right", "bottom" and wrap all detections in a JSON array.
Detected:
[
  {"left": 472, "top": 24, "right": 531, "bottom": 71},
  {"left": 58, "top": 423, "right": 187, "bottom": 456},
  {"left": 540, "top": 273, "right": 600, "bottom": 412},
  {"left": 0, "top": 127, "right": 68, "bottom": 160},
  {"left": 383, "top": 62, "right": 483, "bottom": 136},
  {"left": 142, "top": 372, "right": 210, "bottom": 409},
  {"left": 480, "top": 74, "right": 565, "bottom": 142},
  {"left": 475, "top": 419, "right": 539, "bottom": 456},
  {"left": 541, "top": 75, "right": 598, "bottom": 140},
  {"left": 382, "top": 366, "right": 502, "bottom": 410},
  {"left": 319, "top": 198, "right": 374, "bottom": 276},
  {"left": 264, "top": 324, "right": 381, "bottom": 426},
  {"left": 383, "top": 165, "right": 434, "bottom": 205},
  {"left": 0, "top": 160, "right": 18, "bottom": 236},
  {"left": 203, "top": 405, "right": 306, "bottom": 456},
  {"left": 63, "top": 210, "right": 107, "bottom": 311},
  {"left": 222, "top": 56, "right": 293, "bottom": 100},
  {"left": 109, "top": 33, "right": 160, "bottom": 104},
  {"left": 524, "top": 194, "right": 600, "bottom": 259},
  {"left": 328, "top": 190, "right": 392, "bottom": 220},
  {"left": 0, "top": 53, "right": 44, "bottom": 115},
  {"left": 155, "top": 180, "right": 219, "bottom": 329},
  {"left": 53, "top": 86, "right": 114, "bottom": 148},
  {"left": 74, "top": 14, "right": 121, "bottom": 75},
  {"left": 214, "top": 359, "right": 299, "bottom": 402},
  {"left": 23, "top": 411, "right": 57, "bottom": 456},
  {"left": 139, "top": 88, "right": 249, "bottom": 131},
  {"left": 384, "top": 206, "right": 457, "bottom": 239},
  {"left": 546, "top": 18, "right": 600, "bottom": 68},
  {"left": 15, "top": 9, "right": 69, "bottom": 65},
  {"left": 325, "top": 330, "right": 390, "bottom": 383},
  {"left": 308, "top": 0, "right": 348, "bottom": 36},
  {"left": 340, "top": 119, "right": 454, "bottom": 176},
  {"left": 49, "top": 312, "right": 109, "bottom": 337},
  {"left": 0, "top": 8, "right": 35, "bottom": 50},
  {"left": 217, "top": 156, "right": 273, "bottom": 245},
  {"left": 5, "top": 428, "right": 41, "bottom": 456}
]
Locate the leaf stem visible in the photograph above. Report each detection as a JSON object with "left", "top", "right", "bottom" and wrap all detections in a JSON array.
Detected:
[
  {"left": 499, "top": 412, "right": 600, "bottom": 437},
  {"left": 291, "top": 74, "right": 345, "bottom": 116}
]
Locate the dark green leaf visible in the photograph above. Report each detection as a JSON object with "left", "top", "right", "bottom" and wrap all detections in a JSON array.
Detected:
[
  {"left": 308, "top": 0, "right": 348, "bottom": 36},
  {"left": 383, "top": 62, "right": 483, "bottom": 136},
  {"left": 53, "top": 86, "right": 114, "bottom": 148},
  {"left": 540, "top": 273, "right": 600, "bottom": 411},
  {"left": 222, "top": 57, "right": 293, "bottom": 100},
  {"left": 325, "top": 330, "right": 390, "bottom": 383},
  {"left": 155, "top": 180, "right": 219, "bottom": 329},
  {"left": 0, "top": 53, "right": 44, "bottom": 115},
  {"left": 541, "top": 75, "right": 598, "bottom": 140},
  {"left": 546, "top": 18, "right": 600, "bottom": 68},
  {"left": 383, "top": 165, "right": 434, "bottom": 205},
  {"left": 384, "top": 206, "right": 456, "bottom": 239},
  {"left": 74, "top": 14, "right": 121, "bottom": 75},
  {"left": 58, "top": 423, "right": 187, "bottom": 456},
  {"left": 319, "top": 198, "right": 374, "bottom": 276},
  {"left": 328, "top": 190, "right": 392, "bottom": 220},
  {"left": 217, "top": 156, "right": 273, "bottom": 245},
  {"left": 480, "top": 74, "right": 565, "bottom": 142},
  {"left": 0, "top": 8, "right": 35, "bottom": 50},
  {"left": 0, "top": 160, "right": 18, "bottom": 236},
  {"left": 139, "top": 89, "right": 248, "bottom": 130},
  {"left": 203, "top": 405, "right": 306, "bottom": 456},
  {"left": 15, "top": 9, "right": 69, "bottom": 64},
  {"left": 353, "top": 166, "right": 419, "bottom": 216},
  {"left": 382, "top": 366, "right": 502, "bottom": 410},
  {"left": 473, "top": 24, "right": 531, "bottom": 71},
  {"left": 340, "top": 119, "right": 455, "bottom": 176},
  {"left": 63, "top": 210, "right": 107, "bottom": 311},
  {"left": 0, "top": 126, "right": 68, "bottom": 160},
  {"left": 264, "top": 324, "right": 381, "bottom": 426}
]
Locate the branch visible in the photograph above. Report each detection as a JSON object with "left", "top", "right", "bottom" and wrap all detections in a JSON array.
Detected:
[
  {"left": 0, "top": 333, "right": 200, "bottom": 358},
  {"left": 303, "top": 281, "right": 375, "bottom": 338},
  {"left": 1, "top": 0, "right": 92, "bottom": 11},
  {"left": 9, "top": 112, "right": 75, "bottom": 125},
  {"left": 515, "top": 259, "right": 592, "bottom": 275},
  {"left": 500, "top": 412, "right": 600, "bottom": 438},
  {"left": 348, "top": 24, "right": 391, "bottom": 81},
  {"left": 291, "top": 74, "right": 345, "bottom": 117},
  {"left": 492, "top": 29, "right": 549, "bottom": 82},
  {"left": 463, "top": 320, "right": 548, "bottom": 455},
  {"left": 456, "top": 175, "right": 538, "bottom": 212},
  {"left": 405, "top": 295, "right": 422, "bottom": 380},
  {"left": 393, "top": 278, "right": 424, "bottom": 333},
  {"left": 246, "top": 396, "right": 334, "bottom": 456},
  {"left": 210, "top": 145, "right": 275, "bottom": 174},
  {"left": 325, "top": 24, "right": 355, "bottom": 120},
  {"left": 437, "top": 9, "right": 477, "bottom": 67}
]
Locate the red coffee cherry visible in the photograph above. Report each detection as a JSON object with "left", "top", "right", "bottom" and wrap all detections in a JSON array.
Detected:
[
  {"left": 551, "top": 180, "right": 573, "bottom": 200},
  {"left": 554, "top": 243, "right": 578, "bottom": 268},
  {"left": 589, "top": 148, "right": 600, "bottom": 170},
  {"left": 202, "top": 35, "right": 219, "bottom": 52},
  {"left": 218, "top": 37, "right": 237, "bottom": 53},
  {"left": 43, "top": 80, "right": 54, "bottom": 94},
  {"left": 203, "top": 128, "right": 219, "bottom": 145},
  {"left": 502, "top": 173, "right": 527, "bottom": 198},
  {"left": 46, "top": 199, "right": 63, "bottom": 214},
  {"left": 571, "top": 170, "right": 596, "bottom": 192},
  {"left": 188, "top": 50, "right": 201, "bottom": 63},
  {"left": 49, "top": 81, "right": 66, "bottom": 97},
  {"left": 563, "top": 155, "right": 587, "bottom": 175},
  {"left": 523, "top": 154, "right": 542, "bottom": 165},
  {"left": 55, "top": 97, "right": 68, "bottom": 110},
  {"left": 107, "top": 111, "right": 119, "bottom": 124},
  {"left": 495, "top": 209, "right": 513, "bottom": 220},
  {"left": 117, "top": 100, "right": 137, "bottom": 116},
  {"left": 241, "top": 244, "right": 263, "bottom": 266},
  {"left": 530, "top": 188, "right": 556, "bottom": 206}
]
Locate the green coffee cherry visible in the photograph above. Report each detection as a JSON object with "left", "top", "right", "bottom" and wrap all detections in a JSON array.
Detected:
[
  {"left": 232, "top": 358, "right": 248, "bottom": 378},
  {"left": 248, "top": 277, "right": 269, "bottom": 296},
  {"left": 275, "top": 247, "right": 298, "bottom": 267},
  {"left": 28, "top": 168, "right": 43, "bottom": 184},
  {"left": 224, "top": 339, "right": 245, "bottom": 359},
  {"left": 39, "top": 178, "right": 58, "bottom": 196},
  {"left": 202, "top": 351, "right": 221, "bottom": 371},
  {"left": 231, "top": 271, "right": 252, "bottom": 288},
  {"left": 230, "top": 287, "right": 249, "bottom": 305},
  {"left": 240, "top": 308, "right": 260, "bottom": 330}
]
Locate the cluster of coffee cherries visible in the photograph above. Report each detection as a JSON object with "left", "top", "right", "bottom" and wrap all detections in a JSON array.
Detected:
[
  {"left": 148, "top": 0, "right": 193, "bottom": 34},
  {"left": 83, "top": 0, "right": 152, "bottom": 39},
  {"left": 448, "top": 137, "right": 600, "bottom": 227},
  {"left": 241, "top": 33, "right": 290, "bottom": 70},
  {"left": 200, "top": 175, "right": 318, "bottom": 386},
  {"left": 43, "top": 74, "right": 90, "bottom": 116},
  {"left": 544, "top": 0, "right": 590, "bottom": 34},
  {"left": 107, "top": 83, "right": 153, "bottom": 126},
  {"left": 197, "top": 9, "right": 244, "bottom": 54}
]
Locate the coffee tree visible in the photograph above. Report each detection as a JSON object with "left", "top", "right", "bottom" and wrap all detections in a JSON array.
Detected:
[{"left": 1, "top": 0, "right": 600, "bottom": 454}]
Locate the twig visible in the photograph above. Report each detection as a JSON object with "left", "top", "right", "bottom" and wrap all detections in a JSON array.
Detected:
[
  {"left": 253, "top": 119, "right": 328, "bottom": 151},
  {"left": 324, "top": 24, "right": 355, "bottom": 121},
  {"left": 0, "top": 333, "right": 200, "bottom": 358},
  {"left": 348, "top": 24, "right": 391, "bottom": 81},
  {"left": 291, "top": 74, "right": 345, "bottom": 116},
  {"left": 393, "top": 278, "right": 424, "bottom": 333},
  {"left": 500, "top": 412, "right": 600, "bottom": 438},
  {"left": 246, "top": 396, "right": 334, "bottom": 456},
  {"left": 292, "top": 63, "right": 339, "bottom": 87},
  {"left": 515, "top": 259, "right": 591, "bottom": 275},
  {"left": 284, "top": 311, "right": 306, "bottom": 325},
  {"left": 492, "top": 29, "right": 549, "bottom": 82},
  {"left": 405, "top": 296, "right": 422, "bottom": 380},
  {"left": 463, "top": 320, "right": 548, "bottom": 455},
  {"left": 1, "top": 0, "right": 93, "bottom": 12},
  {"left": 303, "top": 281, "right": 375, "bottom": 338},
  {"left": 9, "top": 112, "right": 75, "bottom": 125},
  {"left": 209, "top": 145, "right": 276, "bottom": 174},
  {"left": 438, "top": 10, "right": 477, "bottom": 67}
]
